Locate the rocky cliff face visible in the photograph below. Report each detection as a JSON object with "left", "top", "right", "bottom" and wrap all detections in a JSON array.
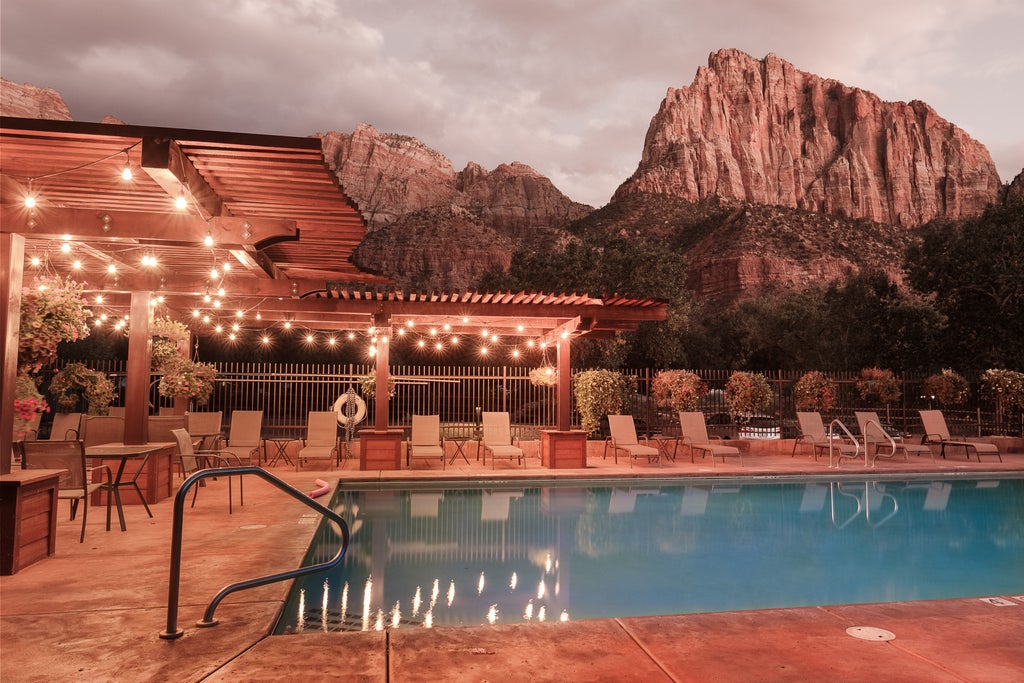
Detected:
[
  {"left": 614, "top": 49, "right": 1003, "bottom": 227},
  {"left": 322, "top": 123, "right": 590, "bottom": 288},
  {"left": 0, "top": 80, "right": 73, "bottom": 120}
]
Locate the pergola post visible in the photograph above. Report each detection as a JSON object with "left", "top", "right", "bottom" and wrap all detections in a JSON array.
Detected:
[
  {"left": 1, "top": 233, "right": 25, "bottom": 475},
  {"left": 556, "top": 335, "right": 572, "bottom": 431},
  {"left": 123, "top": 291, "right": 153, "bottom": 445},
  {"left": 373, "top": 313, "right": 390, "bottom": 432}
]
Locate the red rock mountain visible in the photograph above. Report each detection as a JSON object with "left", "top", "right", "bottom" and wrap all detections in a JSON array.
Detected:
[
  {"left": 614, "top": 49, "right": 1003, "bottom": 227},
  {"left": 0, "top": 80, "right": 73, "bottom": 120}
]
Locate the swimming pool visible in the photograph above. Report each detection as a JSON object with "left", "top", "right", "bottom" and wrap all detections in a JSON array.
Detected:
[{"left": 275, "top": 476, "right": 1024, "bottom": 634}]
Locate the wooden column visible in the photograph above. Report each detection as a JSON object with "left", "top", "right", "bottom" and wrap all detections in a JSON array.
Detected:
[
  {"left": 124, "top": 291, "right": 153, "bottom": 445},
  {"left": 1, "top": 234, "right": 25, "bottom": 475},
  {"left": 556, "top": 335, "right": 572, "bottom": 431},
  {"left": 373, "top": 313, "right": 390, "bottom": 432}
]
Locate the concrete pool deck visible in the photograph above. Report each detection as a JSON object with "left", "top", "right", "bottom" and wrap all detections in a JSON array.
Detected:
[{"left": 2, "top": 441, "right": 1023, "bottom": 682}]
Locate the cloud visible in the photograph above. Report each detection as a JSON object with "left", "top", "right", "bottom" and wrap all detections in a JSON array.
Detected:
[{"left": 2, "top": 0, "right": 1021, "bottom": 206}]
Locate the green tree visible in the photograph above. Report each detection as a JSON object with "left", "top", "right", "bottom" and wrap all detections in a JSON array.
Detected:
[{"left": 905, "top": 203, "right": 1024, "bottom": 372}]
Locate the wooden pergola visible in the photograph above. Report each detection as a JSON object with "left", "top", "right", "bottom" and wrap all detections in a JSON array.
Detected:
[{"left": 1, "top": 117, "right": 667, "bottom": 473}]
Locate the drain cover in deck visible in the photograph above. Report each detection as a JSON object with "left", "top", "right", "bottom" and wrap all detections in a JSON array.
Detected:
[{"left": 846, "top": 626, "right": 895, "bottom": 641}]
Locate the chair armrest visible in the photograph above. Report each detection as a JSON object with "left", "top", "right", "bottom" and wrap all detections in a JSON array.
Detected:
[{"left": 88, "top": 463, "right": 112, "bottom": 484}]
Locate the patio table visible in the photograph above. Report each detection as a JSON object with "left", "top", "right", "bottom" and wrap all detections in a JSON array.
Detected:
[
  {"left": 444, "top": 435, "right": 475, "bottom": 465},
  {"left": 85, "top": 442, "right": 172, "bottom": 532}
]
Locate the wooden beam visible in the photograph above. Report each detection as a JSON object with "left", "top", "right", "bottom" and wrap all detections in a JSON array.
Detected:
[{"left": 141, "top": 137, "right": 222, "bottom": 219}]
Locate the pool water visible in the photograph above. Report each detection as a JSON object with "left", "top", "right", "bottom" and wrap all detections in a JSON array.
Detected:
[{"left": 275, "top": 477, "right": 1024, "bottom": 634}]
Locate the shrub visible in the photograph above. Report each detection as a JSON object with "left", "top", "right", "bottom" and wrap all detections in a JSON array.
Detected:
[
  {"left": 724, "top": 371, "right": 773, "bottom": 418},
  {"left": 980, "top": 369, "right": 1024, "bottom": 410},
  {"left": 793, "top": 371, "right": 837, "bottom": 412},
  {"left": 855, "top": 367, "right": 901, "bottom": 404},
  {"left": 573, "top": 369, "right": 637, "bottom": 435},
  {"left": 922, "top": 369, "right": 970, "bottom": 406},
  {"left": 651, "top": 370, "right": 707, "bottom": 412}
]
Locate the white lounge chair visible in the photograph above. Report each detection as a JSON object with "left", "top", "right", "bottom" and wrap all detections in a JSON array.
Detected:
[
  {"left": 604, "top": 414, "right": 660, "bottom": 467},
  {"left": 480, "top": 412, "right": 524, "bottom": 468},
  {"left": 856, "top": 411, "right": 933, "bottom": 465},
  {"left": 407, "top": 414, "right": 445, "bottom": 469},
  {"left": 793, "top": 412, "right": 859, "bottom": 461},
  {"left": 678, "top": 412, "right": 742, "bottom": 466},
  {"left": 220, "top": 410, "right": 263, "bottom": 465},
  {"left": 297, "top": 411, "right": 339, "bottom": 470},
  {"left": 919, "top": 410, "right": 1001, "bottom": 462}
]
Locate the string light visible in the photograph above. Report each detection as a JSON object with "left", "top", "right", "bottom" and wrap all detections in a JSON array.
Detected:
[
  {"left": 204, "top": 232, "right": 214, "bottom": 247},
  {"left": 121, "top": 152, "right": 133, "bottom": 180}
]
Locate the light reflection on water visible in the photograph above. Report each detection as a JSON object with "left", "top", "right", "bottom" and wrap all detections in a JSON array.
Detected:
[{"left": 276, "top": 478, "right": 1024, "bottom": 634}]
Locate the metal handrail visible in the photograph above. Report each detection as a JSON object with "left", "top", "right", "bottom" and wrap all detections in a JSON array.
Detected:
[
  {"left": 863, "top": 418, "right": 899, "bottom": 467},
  {"left": 827, "top": 419, "right": 861, "bottom": 468},
  {"left": 159, "top": 466, "right": 349, "bottom": 640}
]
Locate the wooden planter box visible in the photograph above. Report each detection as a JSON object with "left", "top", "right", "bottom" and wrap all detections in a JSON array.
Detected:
[
  {"left": 1, "top": 469, "right": 63, "bottom": 575},
  {"left": 358, "top": 430, "right": 404, "bottom": 470}
]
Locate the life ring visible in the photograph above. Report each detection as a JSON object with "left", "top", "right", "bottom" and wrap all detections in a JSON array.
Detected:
[{"left": 333, "top": 393, "right": 366, "bottom": 426}]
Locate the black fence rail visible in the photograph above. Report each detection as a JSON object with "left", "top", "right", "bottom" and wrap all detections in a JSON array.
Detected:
[{"left": 36, "top": 362, "right": 1023, "bottom": 439}]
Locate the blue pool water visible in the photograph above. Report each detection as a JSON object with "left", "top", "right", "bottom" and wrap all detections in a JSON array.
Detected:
[{"left": 275, "top": 476, "right": 1024, "bottom": 634}]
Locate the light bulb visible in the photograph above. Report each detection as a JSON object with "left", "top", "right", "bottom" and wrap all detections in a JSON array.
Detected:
[
  {"left": 121, "top": 165, "right": 132, "bottom": 180},
  {"left": 24, "top": 195, "right": 36, "bottom": 208},
  {"left": 204, "top": 232, "right": 214, "bottom": 247},
  {"left": 175, "top": 194, "right": 187, "bottom": 210}
]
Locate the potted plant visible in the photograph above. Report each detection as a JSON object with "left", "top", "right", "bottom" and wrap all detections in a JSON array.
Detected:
[
  {"left": 157, "top": 356, "right": 217, "bottom": 406},
  {"left": 793, "top": 371, "right": 837, "bottom": 413},
  {"left": 724, "top": 371, "right": 773, "bottom": 420},
  {"left": 651, "top": 370, "right": 707, "bottom": 412},
  {"left": 529, "top": 365, "right": 558, "bottom": 388},
  {"left": 49, "top": 362, "right": 116, "bottom": 415},
  {"left": 572, "top": 369, "right": 637, "bottom": 436},
  {"left": 855, "top": 367, "right": 902, "bottom": 405},
  {"left": 17, "top": 275, "right": 91, "bottom": 372},
  {"left": 923, "top": 369, "right": 970, "bottom": 406}
]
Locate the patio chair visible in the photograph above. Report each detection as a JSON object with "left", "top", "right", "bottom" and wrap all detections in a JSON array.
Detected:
[
  {"left": 18, "top": 439, "right": 111, "bottom": 543},
  {"left": 480, "top": 412, "right": 525, "bottom": 469},
  {"left": 296, "top": 411, "right": 339, "bottom": 470},
  {"left": 48, "top": 412, "right": 82, "bottom": 440},
  {"left": 793, "top": 412, "right": 859, "bottom": 461},
  {"left": 919, "top": 410, "right": 1001, "bottom": 462},
  {"left": 856, "top": 411, "right": 933, "bottom": 466},
  {"left": 219, "top": 410, "right": 264, "bottom": 465},
  {"left": 677, "top": 412, "right": 742, "bottom": 466},
  {"left": 407, "top": 414, "right": 445, "bottom": 469},
  {"left": 81, "top": 415, "right": 124, "bottom": 447},
  {"left": 171, "top": 428, "right": 243, "bottom": 512},
  {"left": 147, "top": 415, "right": 186, "bottom": 443},
  {"left": 186, "top": 411, "right": 223, "bottom": 450},
  {"left": 604, "top": 414, "right": 660, "bottom": 467}
]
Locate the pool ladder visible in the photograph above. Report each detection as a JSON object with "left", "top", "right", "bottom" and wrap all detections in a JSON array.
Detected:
[
  {"left": 826, "top": 418, "right": 861, "bottom": 468},
  {"left": 160, "top": 466, "right": 349, "bottom": 640}
]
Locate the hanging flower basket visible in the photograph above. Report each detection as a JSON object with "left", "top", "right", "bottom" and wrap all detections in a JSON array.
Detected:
[
  {"left": 13, "top": 371, "right": 49, "bottom": 439},
  {"left": 923, "top": 369, "right": 970, "bottom": 406},
  {"left": 158, "top": 357, "right": 217, "bottom": 406},
  {"left": 724, "top": 371, "right": 773, "bottom": 420},
  {"left": 360, "top": 374, "right": 396, "bottom": 400},
  {"left": 18, "top": 275, "right": 91, "bottom": 372},
  {"left": 149, "top": 318, "right": 190, "bottom": 371},
  {"left": 529, "top": 366, "right": 558, "bottom": 388},
  {"left": 49, "top": 362, "right": 116, "bottom": 415},
  {"left": 651, "top": 370, "right": 707, "bottom": 412},
  {"left": 793, "top": 371, "right": 837, "bottom": 412}
]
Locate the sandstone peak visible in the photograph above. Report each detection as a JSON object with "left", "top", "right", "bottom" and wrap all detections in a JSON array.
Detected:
[
  {"left": 0, "top": 79, "right": 73, "bottom": 120},
  {"left": 615, "top": 49, "right": 1003, "bottom": 226}
]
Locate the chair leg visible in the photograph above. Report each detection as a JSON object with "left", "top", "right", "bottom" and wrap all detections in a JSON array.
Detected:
[
  {"left": 130, "top": 480, "right": 154, "bottom": 518},
  {"left": 79, "top": 496, "right": 87, "bottom": 543}
]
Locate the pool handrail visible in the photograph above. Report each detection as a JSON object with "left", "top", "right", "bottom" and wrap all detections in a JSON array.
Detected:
[
  {"left": 159, "top": 466, "right": 349, "bottom": 640},
  {"left": 826, "top": 419, "right": 861, "bottom": 468}
]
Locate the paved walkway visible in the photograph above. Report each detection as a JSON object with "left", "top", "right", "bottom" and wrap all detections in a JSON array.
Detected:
[{"left": 2, "top": 442, "right": 1023, "bottom": 682}]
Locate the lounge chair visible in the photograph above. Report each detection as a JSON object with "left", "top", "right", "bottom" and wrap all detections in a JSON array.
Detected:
[
  {"left": 171, "top": 428, "right": 243, "bottom": 512},
  {"left": 296, "top": 411, "right": 339, "bottom": 470},
  {"left": 919, "top": 410, "right": 1001, "bottom": 462},
  {"left": 677, "top": 412, "right": 742, "bottom": 466},
  {"left": 220, "top": 410, "right": 264, "bottom": 465},
  {"left": 18, "top": 439, "right": 111, "bottom": 543},
  {"left": 604, "top": 414, "right": 660, "bottom": 467},
  {"left": 793, "top": 412, "right": 859, "bottom": 461},
  {"left": 186, "top": 411, "right": 223, "bottom": 450},
  {"left": 480, "top": 412, "right": 525, "bottom": 468},
  {"left": 856, "top": 411, "right": 933, "bottom": 466},
  {"left": 406, "top": 414, "right": 445, "bottom": 469},
  {"left": 48, "top": 412, "right": 82, "bottom": 440},
  {"left": 147, "top": 415, "right": 186, "bottom": 443}
]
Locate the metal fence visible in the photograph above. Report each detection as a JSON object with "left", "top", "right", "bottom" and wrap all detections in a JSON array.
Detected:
[{"left": 37, "top": 362, "right": 1023, "bottom": 439}]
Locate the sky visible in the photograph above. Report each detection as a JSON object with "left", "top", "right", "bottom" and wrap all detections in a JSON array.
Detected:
[{"left": 2, "top": 0, "right": 1022, "bottom": 208}]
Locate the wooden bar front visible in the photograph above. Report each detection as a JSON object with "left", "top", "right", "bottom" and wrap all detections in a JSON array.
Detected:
[
  {"left": 1, "top": 469, "right": 63, "bottom": 575},
  {"left": 358, "top": 430, "right": 404, "bottom": 470},
  {"left": 540, "top": 430, "right": 588, "bottom": 469}
]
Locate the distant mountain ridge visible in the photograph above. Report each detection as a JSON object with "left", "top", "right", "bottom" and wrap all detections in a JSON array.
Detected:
[{"left": 615, "top": 49, "right": 1003, "bottom": 227}]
